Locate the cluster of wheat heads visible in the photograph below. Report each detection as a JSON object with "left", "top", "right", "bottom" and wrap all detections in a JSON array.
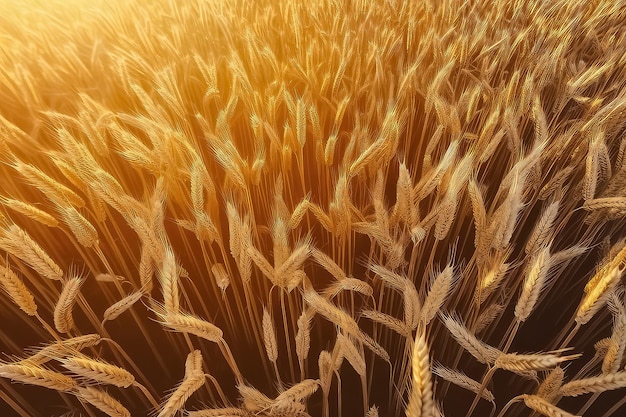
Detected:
[{"left": 1, "top": 0, "right": 626, "bottom": 416}]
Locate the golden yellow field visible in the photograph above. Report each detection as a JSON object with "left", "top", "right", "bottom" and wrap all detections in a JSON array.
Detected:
[{"left": 1, "top": 0, "right": 626, "bottom": 416}]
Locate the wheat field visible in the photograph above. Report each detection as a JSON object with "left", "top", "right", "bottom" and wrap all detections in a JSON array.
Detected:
[{"left": 0, "top": 0, "right": 626, "bottom": 416}]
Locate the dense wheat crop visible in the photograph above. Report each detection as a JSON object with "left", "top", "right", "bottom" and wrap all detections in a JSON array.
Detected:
[{"left": 1, "top": 0, "right": 626, "bottom": 416}]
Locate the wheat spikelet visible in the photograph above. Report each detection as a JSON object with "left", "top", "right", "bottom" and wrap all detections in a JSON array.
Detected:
[
  {"left": 495, "top": 351, "right": 579, "bottom": 372},
  {"left": 323, "top": 277, "right": 374, "bottom": 299},
  {"left": 238, "top": 383, "right": 273, "bottom": 413},
  {"left": 522, "top": 395, "right": 579, "bottom": 417},
  {"left": 602, "top": 294, "right": 626, "bottom": 374},
  {"left": 526, "top": 200, "right": 560, "bottom": 255},
  {"left": 139, "top": 245, "right": 154, "bottom": 291},
  {"left": 295, "top": 309, "right": 312, "bottom": 365},
  {"left": 60, "top": 206, "right": 99, "bottom": 247},
  {"left": 433, "top": 363, "right": 495, "bottom": 403},
  {"left": 366, "top": 405, "right": 379, "bottom": 417},
  {"left": 576, "top": 244, "right": 626, "bottom": 325},
  {"left": 276, "top": 378, "right": 319, "bottom": 403},
  {"left": 475, "top": 303, "right": 504, "bottom": 334},
  {"left": 24, "top": 334, "right": 102, "bottom": 365},
  {"left": 434, "top": 195, "right": 457, "bottom": 241},
  {"left": 0, "top": 224, "right": 63, "bottom": 280},
  {"left": 210, "top": 262, "right": 230, "bottom": 293},
  {"left": 336, "top": 333, "right": 366, "bottom": 377},
  {"left": 537, "top": 367, "right": 564, "bottom": 403},
  {"left": 391, "top": 161, "right": 416, "bottom": 226},
  {"left": 246, "top": 245, "right": 275, "bottom": 283},
  {"left": 184, "top": 350, "right": 203, "bottom": 379},
  {"left": 103, "top": 291, "right": 144, "bottom": 323},
  {"left": 159, "top": 310, "right": 223, "bottom": 343},
  {"left": 303, "top": 284, "right": 389, "bottom": 361},
  {"left": 312, "top": 248, "right": 347, "bottom": 281},
  {"left": 262, "top": 307, "right": 278, "bottom": 363},
  {"left": 158, "top": 371, "right": 205, "bottom": 417},
  {"left": 0, "top": 264, "right": 37, "bottom": 316},
  {"left": 560, "top": 371, "right": 626, "bottom": 397},
  {"left": 583, "top": 133, "right": 601, "bottom": 201},
  {"left": 160, "top": 247, "right": 180, "bottom": 314},
  {"left": 475, "top": 252, "right": 511, "bottom": 303},
  {"left": 406, "top": 330, "right": 434, "bottom": 417},
  {"left": 95, "top": 273, "right": 122, "bottom": 282},
  {"left": 76, "top": 387, "right": 131, "bottom": 417},
  {"left": 361, "top": 309, "right": 411, "bottom": 337},
  {"left": 1, "top": 198, "right": 58, "bottom": 227},
  {"left": 12, "top": 160, "right": 85, "bottom": 208},
  {"left": 583, "top": 197, "right": 626, "bottom": 212},
  {"left": 441, "top": 314, "right": 500, "bottom": 365},
  {"left": 275, "top": 240, "right": 312, "bottom": 289},
  {"left": 369, "top": 263, "right": 421, "bottom": 328},
  {"left": 420, "top": 265, "right": 456, "bottom": 326},
  {"left": 468, "top": 179, "right": 487, "bottom": 249},
  {"left": 0, "top": 363, "right": 76, "bottom": 392},
  {"left": 515, "top": 246, "right": 552, "bottom": 322},
  {"left": 62, "top": 355, "right": 135, "bottom": 388},
  {"left": 288, "top": 195, "right": 310, "bottom": 230},
  {"left": 53, "top": 276, "right": 83, "bottom": 333}
]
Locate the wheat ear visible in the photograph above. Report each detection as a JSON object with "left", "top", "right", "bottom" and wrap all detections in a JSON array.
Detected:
[
  {"left": 433, "top": 363, "right": 495, "bottom": 403},
  {"left": 53, "top": 276, "right": 83, "bottom": 333},
  {"left": 559, "top": 371, "right": 626, "bottom": 396},
  {"left": 0, "top": 363, "right": 76, "bottom": 391},
  {"left": 0, "top": 225, "right": 63, "bottom": 280},
  {"left": 522, "top": 394, "right": 579, "bottom": 417},
  {"left": 1, "top": 197, "right": 58, "bottom": 227},
  {"left": 62, "top": 355, "right": 135, "bottom": 388},
  {"left": 159, "top": 310, "right": 224, "bottom": 342},
  {"left": 495, "top": 352, "right": 580, "bottom": 372},
  {"left": 102, "top": 291, "right": 144, "bottom": 323},
  {"left": 405, "top": 330, "right": 434, "bottom": 417},
  {"left": 158, "top": 365, "right": 205, "bottom": 417},
  {"left": 76, "top": 387, "right": 131, "bottom": 417},
  {"left": 0, "top": 264, "right": 37, "bottom": 316},
  {"left": 441, "top": 314, "right": 500, "bottom": 364}
]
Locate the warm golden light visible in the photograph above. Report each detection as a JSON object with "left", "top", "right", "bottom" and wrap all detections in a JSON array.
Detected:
[{"left": 1, "top": 0, "right": 626, "bottom": 416}]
